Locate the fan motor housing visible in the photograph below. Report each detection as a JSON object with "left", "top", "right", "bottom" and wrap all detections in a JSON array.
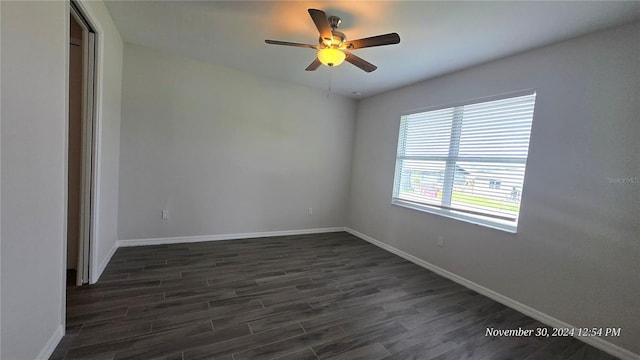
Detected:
[{"left": 319, "top": 31, "right": 346, "bottom": 47}]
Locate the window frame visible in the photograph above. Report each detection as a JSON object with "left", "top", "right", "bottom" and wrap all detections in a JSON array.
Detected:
[{"left": 391, "top": 89, "right": 537, "bottom": 233}]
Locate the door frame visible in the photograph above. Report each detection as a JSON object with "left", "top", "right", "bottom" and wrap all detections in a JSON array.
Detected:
[
  {"left": 64, "top": 0, "right": 104, "bottom": 296},
  {"left": 70, "top": 1, "right": 95, "bottom": 286}
]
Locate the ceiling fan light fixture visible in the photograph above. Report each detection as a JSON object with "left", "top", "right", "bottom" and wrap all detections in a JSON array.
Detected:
[
  {"left": 317, "top": 48, "right": 346, "bottom": 67},
  {"left": 265, "top": 9, "right": 399, "bottom": 73}
]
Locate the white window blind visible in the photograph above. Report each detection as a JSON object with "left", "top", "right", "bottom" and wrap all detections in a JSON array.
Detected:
[{"left": 392, "top": 92, "right": 536, "bottom": 232}]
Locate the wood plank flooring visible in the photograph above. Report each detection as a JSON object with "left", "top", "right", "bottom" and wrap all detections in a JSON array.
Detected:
[{"left": 51, "top": 232, "right": 618, "bottom": 360}]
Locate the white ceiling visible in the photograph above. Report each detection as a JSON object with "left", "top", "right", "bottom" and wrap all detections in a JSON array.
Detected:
[{"left": 104, "top": 1, "right": 640, "bottom": 99}]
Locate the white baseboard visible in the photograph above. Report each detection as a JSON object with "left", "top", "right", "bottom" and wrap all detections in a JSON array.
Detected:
[
  {"left": 117, "top": 227, "right": 346, "bottom": 247},
  {"left": 36, "top": 324, "right": 64, "bottom": 360},
  {"left": 345, "top": 227, "right": 639, "bottom": 360},
  {"left": 91, "top": 239, "right": 119, "bottom": 284}
]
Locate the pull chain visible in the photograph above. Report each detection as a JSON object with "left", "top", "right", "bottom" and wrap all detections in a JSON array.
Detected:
[{"left": 327, "top": 67, "right": 333, "bottom": 98}]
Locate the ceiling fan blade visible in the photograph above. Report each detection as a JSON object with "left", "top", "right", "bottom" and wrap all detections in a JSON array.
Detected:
[
  {"left": 344, "top": 33, "right": 400, "bottom": 50},
  {"left": 305, "top": 58, "right": 322, "bottom": 71},
  {"left": 344, "top": 51, "right": 377, "bottom": 72},
  {"left": 265, "top": 40, "right": 318, "bottom": 49},
  {"left": 308, "top": 9, "right": 332, "bottom": 42}
]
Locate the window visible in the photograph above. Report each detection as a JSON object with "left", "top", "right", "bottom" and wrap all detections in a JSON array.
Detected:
[{"left": 392, "top": 91, "right": 536, "bottom": 232}]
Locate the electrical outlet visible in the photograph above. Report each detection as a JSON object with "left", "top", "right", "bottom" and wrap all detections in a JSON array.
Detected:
[
  {"left": 437, "top": 236, "right": 444, "bottom": 247},
  {"left": 308, "top": 208, "right": 313, "bottom": 215},
  {"left": 162, "top": 210, "right": 169, "bottom": 220}
]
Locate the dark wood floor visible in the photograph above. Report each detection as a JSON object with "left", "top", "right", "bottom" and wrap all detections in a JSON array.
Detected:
[{"left": 51, "top": 232, "right": 617, "bottom": 360}]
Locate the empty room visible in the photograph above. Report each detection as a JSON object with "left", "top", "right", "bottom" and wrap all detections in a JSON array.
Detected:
[{"left": 1, "top": 1, "right": 639, "bottom": 360}]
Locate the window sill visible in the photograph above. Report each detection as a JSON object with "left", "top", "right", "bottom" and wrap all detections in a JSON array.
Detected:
[{"left": 391, "top": 198, "right": 518, "bottom": 234}]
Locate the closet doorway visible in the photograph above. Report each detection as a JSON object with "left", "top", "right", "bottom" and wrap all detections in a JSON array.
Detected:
[{"left": 68, "top": 1, "right": 97, "bottom": 286}]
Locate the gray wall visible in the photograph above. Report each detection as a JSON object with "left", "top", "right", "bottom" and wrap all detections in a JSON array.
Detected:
[
  {"left": 347, "top": 22, "right": 639, "bottom": 354},
  {"left": 118, "top": 44, "right": 357, "bottom": 241},
  {"left": 0, "top": 1, "right": 123, "bottom": 357},
  {"left": 1, "top": 2, "right": 2, "bottom": 353},
  {"left": 1, "top": 2, "right": 67, "bottom": 358}
]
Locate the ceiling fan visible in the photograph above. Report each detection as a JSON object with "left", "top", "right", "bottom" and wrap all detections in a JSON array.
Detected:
[{"left": 265, "top": 9, "right": 400, "bottom": 73}]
